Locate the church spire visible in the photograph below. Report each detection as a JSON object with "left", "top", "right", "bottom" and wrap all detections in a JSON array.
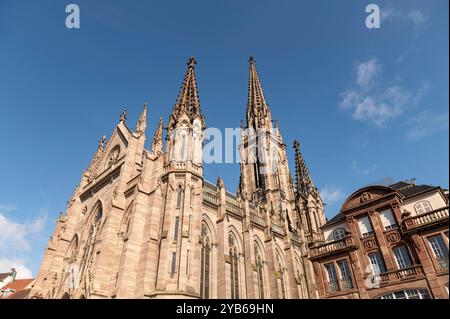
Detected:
[
  {"left": 136, "top": 103, "right": 148, "bottom": 134},
  {"left": 293, "top": 140, "right": 315, "bottom": 197},
  {"left": 152, "top": 116, "right": 164, "bottom": 155},
  {"left": 170, "top": 57, "right": 203, "bottom": 123},
  {"left": 247, "top": 56, "right": 272, "bottom": 129}
]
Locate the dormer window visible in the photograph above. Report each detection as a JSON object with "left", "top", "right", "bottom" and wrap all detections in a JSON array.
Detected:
[
  {"left": 414, "top": 201, "right": 432, "bottom": 215},
  {"left": 333, "top": 228, "right": 346, "bottom": 241}
]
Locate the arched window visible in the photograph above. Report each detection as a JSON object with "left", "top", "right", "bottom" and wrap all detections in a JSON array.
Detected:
[
  {"left": 333, "top": 228, "right": 346, "bottom": 241},
  {"left": 106, "top": 145, "right": 120, "bottom": 169},
  {"left": 414, "top": 201, "right": 433, "bottom": 215},
  {"left": 229, "top": 234, "right": 240, "bottom": 299},
  {"left": 200, "top": 223, "right": 211, "bottom": 299},
  {"left": 176, "top": 186, "right": 183, "bottom": 209},
  {"left": 80, "top": 202, "right": 103, "bottom": 280},
  {"left": 180, "top": 134, "right": 187, "bottom": 161},
  {"left": 276, "top": 253, "right": 286, "bottom": 299},
  {"left": 272, "top": 151, "right": 281, "bottom": 189},
  {"left": 254, "top": 243, "right": 265, "bottom": 299},
  {"left": 190, "top": 187, "right": 194, "bottom": 207},
  {"left": 377, "top": 289, "right": 431, "bottom": 299}
]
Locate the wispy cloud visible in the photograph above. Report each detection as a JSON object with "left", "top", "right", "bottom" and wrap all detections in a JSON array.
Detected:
[
  {"left": 356, "top": 58, "right": 380, "bottom": 88},
  {"left": 320, "top": 185, "right": 346, "bottom": 205},
  {"left": 381, "top": 7, "right": 429, "bottom": 27},
  {"left": 406, "top": 110, "right": 449, "bottom": 141},
  {"left": 0, "top": 207, "right": 48, "bottom": 252},
  {"left": 408, "top": 10, "right": 429, "bottom": 27},
  {"left": 0, "top": 257, "right": 33, "bottom": 279},
  {"left": 340, "top": 58, "right": 429, "bottom": 127},
  {"left": 352, "top": 160, "right": 377, "bottom": 176}
]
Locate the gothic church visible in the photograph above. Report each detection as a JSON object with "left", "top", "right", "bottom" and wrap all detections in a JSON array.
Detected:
[{"left": 29, "top": 57, "right": 326, "bottom": 299}]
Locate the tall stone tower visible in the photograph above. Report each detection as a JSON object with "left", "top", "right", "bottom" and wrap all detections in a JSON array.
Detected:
[{"left": 153, "top": 57, "right": 206, "bottom": 298}]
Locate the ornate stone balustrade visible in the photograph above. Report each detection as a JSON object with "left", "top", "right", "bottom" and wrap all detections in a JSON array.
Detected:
[
  {"left": 311, "top": 236, "right": 356, "bottom": 258},
  {"left": 403, "top": 206, "right": 449, "bottom": 233}
]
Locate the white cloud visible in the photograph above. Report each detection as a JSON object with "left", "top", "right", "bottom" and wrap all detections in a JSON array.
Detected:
[
  {"left": 356, "top": 58, "right": 380, "bottom": 88},
  {"left": 406, "top": 110, "right": 449, "bottom": 140},
  {"left": 380, "top": 7, "right": 429, "bottom": 27},
  {"left": 0, "top": 258, "right": 33, "bottom": 279},
  {"left": 320, "top": 185, "right": 345, "bottom": 205},
  {"left": 352, "top": 160, "right": 377, "bottom": 176},
  {"left": 408, "top": 10, "right": 428, "bottom": 26},
  {"left": 340, "top": 59, "right": 429, "bottom": 127},
  {"left": 0, "top": 209, "right": 48, "bottom": 252}
]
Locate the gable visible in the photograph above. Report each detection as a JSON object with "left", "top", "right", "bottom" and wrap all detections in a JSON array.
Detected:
[
  {"left": 93, "top": 125, "right": 129, "bottom": 177},
  {"left": 340, "top": 185, "right": 397, "bottom": 212}
]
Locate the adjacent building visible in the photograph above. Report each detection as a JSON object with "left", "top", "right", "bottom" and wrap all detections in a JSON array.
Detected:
[{"left": 311, "top": 181, "right": 449, "bottom": 299}]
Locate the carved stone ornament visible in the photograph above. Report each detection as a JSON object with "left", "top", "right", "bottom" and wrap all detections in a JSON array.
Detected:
[{"left": 360, "top": 192, "right": 371, "bottom": 203}]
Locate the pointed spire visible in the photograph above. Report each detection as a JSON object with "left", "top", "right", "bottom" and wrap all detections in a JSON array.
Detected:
[
  {"left": 87, "top": 135, "right": 106, "bottom": 178},
  {"left": 247, "top": 56, "right": 272, "bottom": 129},
  {"left": 293, "top": 140, "right": 315, "bottom": 197},
  {"left": 152, "top": 116, "right": 164, "bottom": 155},
  {"left": 171, "top": 57, "right": 203, "bottom": 122},
  {"left": 136, "top": 103, "right": 148, "bottom": 134}
]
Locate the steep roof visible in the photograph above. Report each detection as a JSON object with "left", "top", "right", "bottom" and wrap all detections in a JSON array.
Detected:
[
  {"left": 0, "top": 278, "right": 34, "bottom": 299},
  {"left": 390, "top": 182, "right": 437, "bottom": 198},
  {"left": 1, "top": 278, "right": 33, "bottom": 291},
  {"left": 8, "top": 288, "right": 31, "bottom": 299},
  {"left": 0, "top": 272, "right": 13, "bottom": 281}
]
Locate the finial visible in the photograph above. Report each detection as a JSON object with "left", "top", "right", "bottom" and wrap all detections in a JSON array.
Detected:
[
  {"left": 99, "top": 135, "right": 106, "bottom": 147},
  {"left": 136, "top": 103, "right": 148, "bottom": 133},
  {"left": 249, "top": 56, "right": 255, "bottom": 64},
  {"left": 120, "top": 109, "right": 127, "bottom": 122},
  {"left": 187, "top": 57, "right": 197, "bottom": 68},
  {"left": 293, "top": 140, "right": 300, "bottom": 150}
]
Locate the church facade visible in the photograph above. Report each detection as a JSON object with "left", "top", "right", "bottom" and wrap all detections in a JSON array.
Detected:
[{"left": 28, "top": 57, "right": 327, "bottom": 299}]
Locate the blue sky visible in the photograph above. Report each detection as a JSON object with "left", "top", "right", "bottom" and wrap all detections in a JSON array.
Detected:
[{"left": 0, "top": 0, "right": 448, "bottom": 277}]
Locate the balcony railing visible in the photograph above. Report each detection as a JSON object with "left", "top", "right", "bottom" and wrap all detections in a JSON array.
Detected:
[
  {"left": 435, "top": 256, "right": 449, "bottom": 272},
  {"left": 403, "top": 206, "right": 449, "bottom": 232},
  {"left": 311, "top": 236, "right": 356, "bottom": 258},
  {"left": 367, "top": 265, "right": 425, "bottom": 288},
  {"left": 306, "top": 232, "right": 325, "bottom": 244},
  {"left": 202, "top": 189, "right": 218, "bottom": 206}
]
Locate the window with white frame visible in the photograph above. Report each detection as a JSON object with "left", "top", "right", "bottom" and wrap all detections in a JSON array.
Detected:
[
  {"left": 357, "top": 216, "right": 374, "bottom": 237},
  {"left": 379, "top": 208, "right": 397, "bottom": 230},
  {"left": 427, "top": 235, "right": 449, "bottom": 270},
  {"left": 393, "top": 245, "right": 413, "bottom": 269},
  {"left": 324, "top": 263, "right": 339, "bottom": 292},
  {"left": 337, "top": 259, "right": 353, "bottom": 289},
  {"left": 377, "top": 289, "right": 431, "bottom": 299},
  {"left": 368, "top": 251, "right": 386, "bottom": 275},
  {"left": 333, "top": 228, "right": 346, "bottom": 241},
  {"left": 414, "top": 201, "right": 433, "bottom": 215}
]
